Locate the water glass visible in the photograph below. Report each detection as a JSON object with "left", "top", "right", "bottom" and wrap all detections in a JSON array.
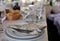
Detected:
[{"left": 0, "top": 11, "right": 6, "bottom": 32}]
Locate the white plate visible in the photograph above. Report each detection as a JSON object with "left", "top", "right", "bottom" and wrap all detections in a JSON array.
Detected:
[{"left": 5, "top": 27, "right": 44, "bottom": 40}]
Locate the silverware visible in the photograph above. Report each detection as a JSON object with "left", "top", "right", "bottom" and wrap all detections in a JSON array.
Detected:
[{"left": 11, "top": 28, "right": 33, "bottom": 34}]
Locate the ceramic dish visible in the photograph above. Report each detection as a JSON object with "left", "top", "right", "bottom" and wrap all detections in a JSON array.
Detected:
[{"left": 5, "top": 27, "right": 44, "bottom": 40}]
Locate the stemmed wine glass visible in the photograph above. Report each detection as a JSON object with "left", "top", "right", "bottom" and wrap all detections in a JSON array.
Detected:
[
  {"left": 0, "top": 10, "right": 6, "bottom": 32},
  {"left": 0, "top": 3, "right": 6, "bottom": 32}
]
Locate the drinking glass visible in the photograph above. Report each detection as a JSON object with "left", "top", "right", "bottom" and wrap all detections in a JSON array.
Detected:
[
  {"left": 0, "top": 11, "right": 6, "bottom": 32},
  {"left": 24, "top": 3, "right": 44, "bottom": 23}
]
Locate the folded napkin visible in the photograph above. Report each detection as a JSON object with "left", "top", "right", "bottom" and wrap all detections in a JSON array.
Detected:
[
  {"left": 47, "top": 13, "right": 60, "bottom": 35},
  {"left": 54, "top": 17, "right": 60, "bottom": 35}
]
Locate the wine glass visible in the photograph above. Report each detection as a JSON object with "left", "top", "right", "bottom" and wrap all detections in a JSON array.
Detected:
[{"left": 0, "top": 11, "right": 6, "bottom": 32}]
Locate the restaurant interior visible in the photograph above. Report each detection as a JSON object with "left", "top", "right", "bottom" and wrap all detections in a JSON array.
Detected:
[{"left": 0, "top": 0, "right": 60, "bottom": 41}]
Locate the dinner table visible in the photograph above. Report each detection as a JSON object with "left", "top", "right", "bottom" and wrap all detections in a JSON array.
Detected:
[
  {"left": 0, "top": 18, "right": 48, "bottom": 41},
  {"left": 0, "top": 3, "right": 48, "bottom": 41}
]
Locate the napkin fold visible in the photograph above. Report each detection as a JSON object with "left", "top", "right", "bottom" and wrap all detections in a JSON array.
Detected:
[
  {"left": 47, "top": 13, "right": 60, "bottom": 35},
  {"left": 54, "top": 17, "right": 60, "bottom": 35}
]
